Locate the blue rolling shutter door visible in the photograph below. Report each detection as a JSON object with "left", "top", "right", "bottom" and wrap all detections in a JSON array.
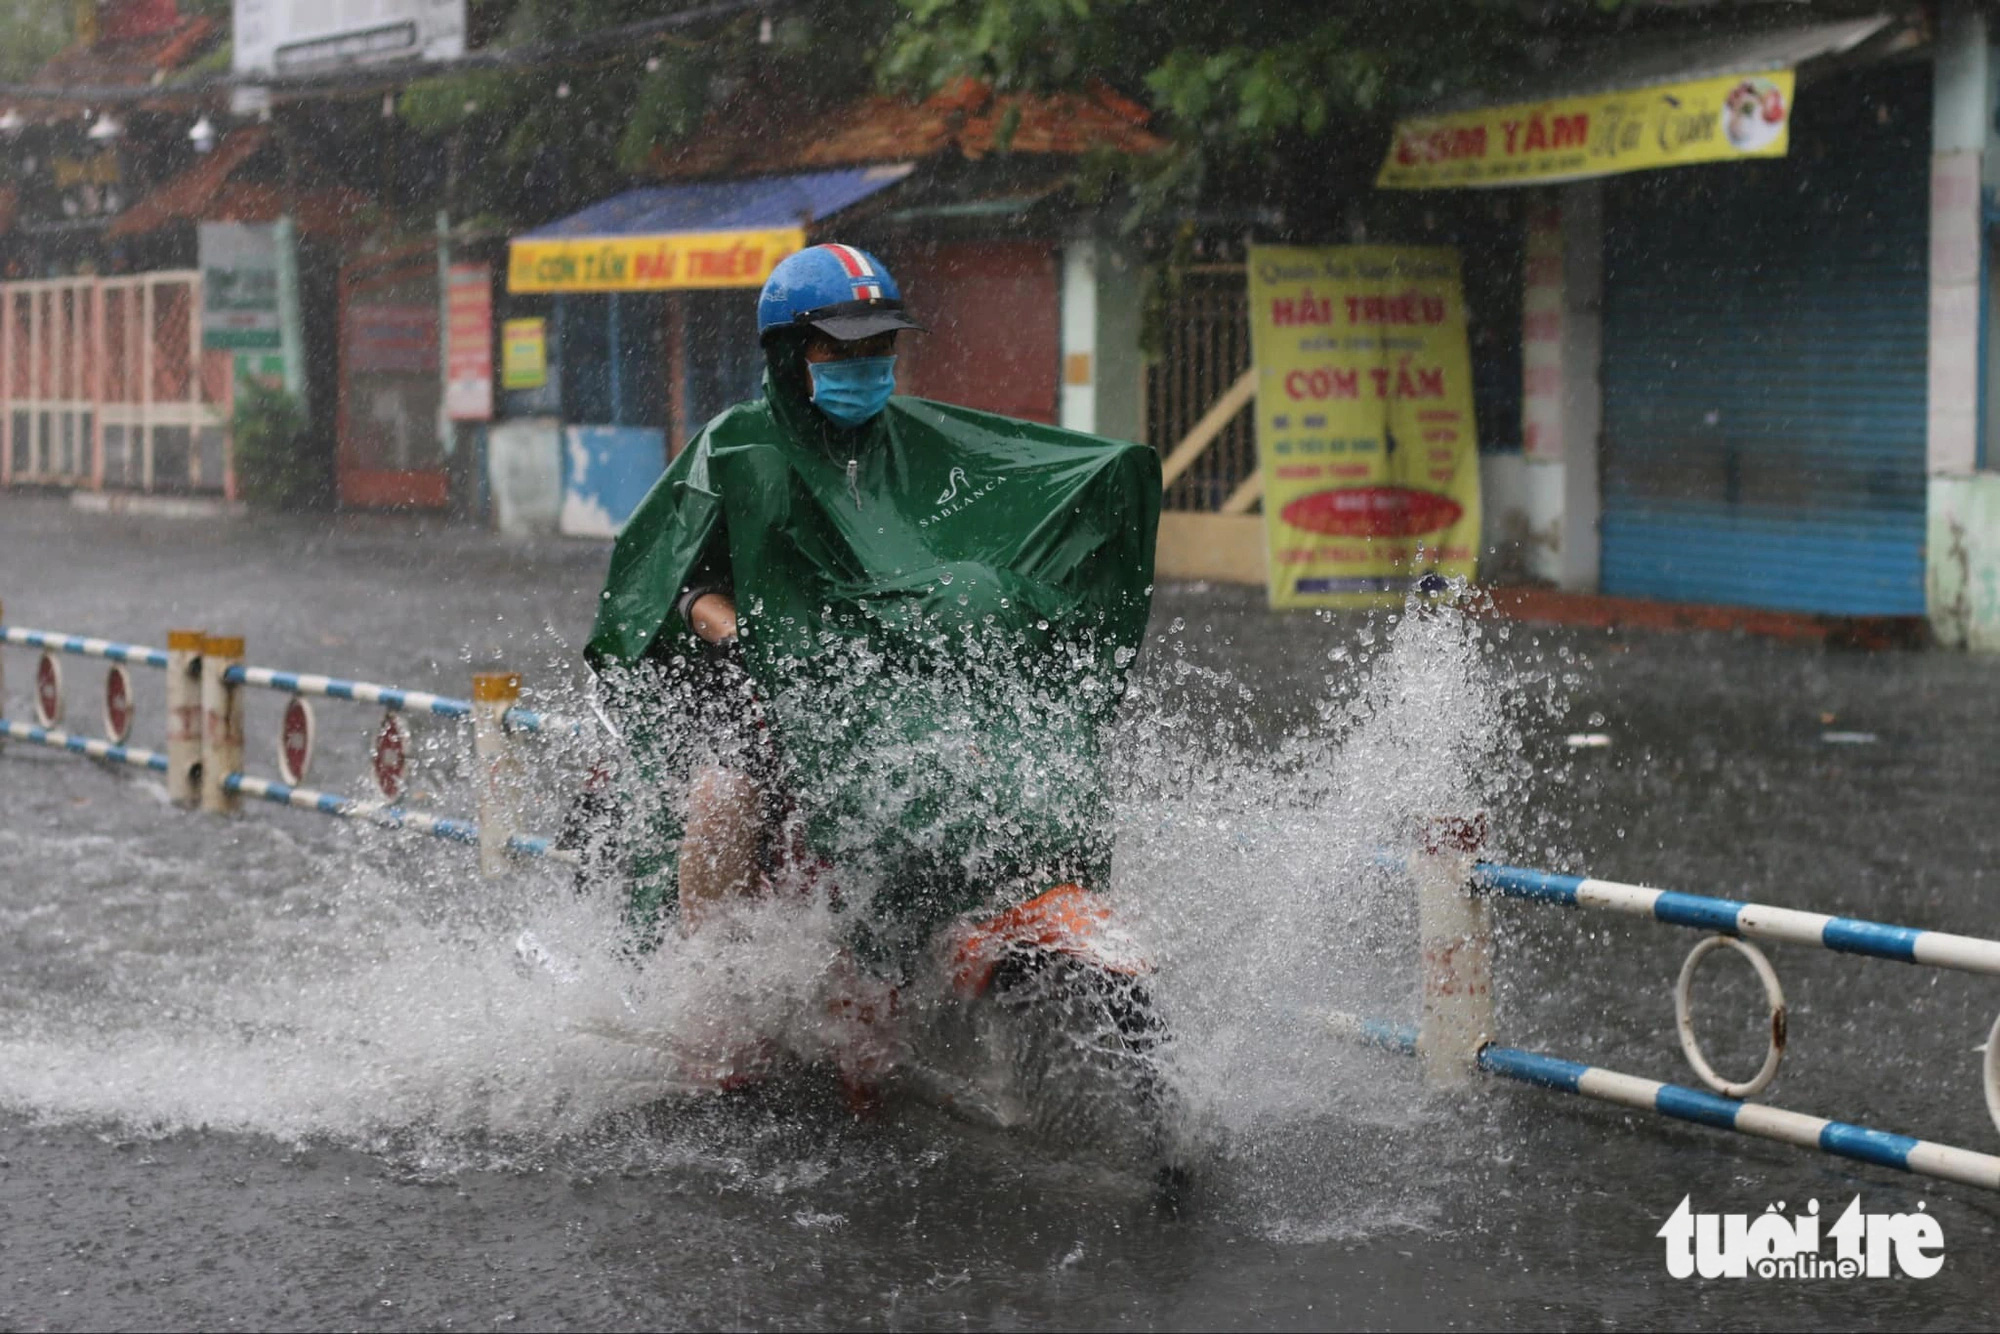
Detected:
[{"left": 1600, "top": 66, "right": 1930, "bottom": 616}]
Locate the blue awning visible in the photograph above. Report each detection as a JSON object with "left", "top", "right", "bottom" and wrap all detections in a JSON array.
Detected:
[{"left": 520, "top": 163, "right": 915, "bottom": 240}]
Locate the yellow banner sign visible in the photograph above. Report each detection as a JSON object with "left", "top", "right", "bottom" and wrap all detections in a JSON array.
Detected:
[
  {"left": 1377, "top": 69, "right": 1793, "bottom": 189},
  {"left": 507, "top": 226, "right": 806, "bottom": 293},
  {"left": 1248, "top": 245, "right": 1480, "bottom": 609}
]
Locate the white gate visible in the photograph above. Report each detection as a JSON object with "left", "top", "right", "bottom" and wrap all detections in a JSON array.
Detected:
[
  {"left": 0, "top": 271, "right": 234, "bottom": 495},
  {"left": 1, "top": 277, "right": 94, "bottom": 487}
]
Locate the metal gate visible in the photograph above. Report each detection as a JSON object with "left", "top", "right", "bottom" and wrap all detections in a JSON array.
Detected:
[
  {"left": 1146, "top": 266, "right": 1257, "bottom": 515},
  {"left": 1, "top": 278, "right": 95, "bottom": 488},
  {"left": 338, "top": 247, "right": 446, "bottom": 509},
  {"left": 0, "top": 271, "right": 232, "bottom": 495},
  {"left": 1600, "top": 66, "right": 1930, "bottom": 616},
  {"left": 1142, "top": 265, "right": 1268, "bottom": 585}
]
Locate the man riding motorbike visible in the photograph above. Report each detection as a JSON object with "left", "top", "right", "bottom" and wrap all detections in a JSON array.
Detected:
[{"left": 578, "top": 242, "right": 1161, "bottom": 1024}]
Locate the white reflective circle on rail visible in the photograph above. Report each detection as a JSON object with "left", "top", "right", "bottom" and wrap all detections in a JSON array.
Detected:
[
  {"left": 1675, "top": 933, "right": 1787, "bottom": 1100},
  {"left": 1984, "top": 1011, "right": 2000, "bottom": 1142}
]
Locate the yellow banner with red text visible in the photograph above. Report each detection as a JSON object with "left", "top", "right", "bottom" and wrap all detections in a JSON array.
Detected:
[
  {"left": 1248, "top": 245, "right": 1480, "bottom": 610},
  {"left": 1377, "top": 69, "right": 1793, "bottom": 189},
  {"left": 507, "top": 226, "right": 806, "bottom": 293}
]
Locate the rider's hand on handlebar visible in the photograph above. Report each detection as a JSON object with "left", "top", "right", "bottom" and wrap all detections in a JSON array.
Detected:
[{"left": 689, "top": 593, "right": 739, "bottom": 645}]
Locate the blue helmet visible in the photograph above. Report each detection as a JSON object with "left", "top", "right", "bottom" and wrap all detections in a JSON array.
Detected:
[{"left": 757, "top": 243, "right": 924, "bottom": 343}]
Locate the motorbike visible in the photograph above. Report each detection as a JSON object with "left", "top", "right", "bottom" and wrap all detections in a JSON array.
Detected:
[{"left": 532, "top": 773, "right": 1190, "bottom": 1210}]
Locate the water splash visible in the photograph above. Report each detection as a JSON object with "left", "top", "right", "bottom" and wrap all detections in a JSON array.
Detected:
[{"left": 0, "top": 592, "right": 1557, "bottom": 1230}]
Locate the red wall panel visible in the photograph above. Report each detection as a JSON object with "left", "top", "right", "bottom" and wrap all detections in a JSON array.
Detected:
[{"left": 891, "top": 241, "right": 1059, "bottom": 424}]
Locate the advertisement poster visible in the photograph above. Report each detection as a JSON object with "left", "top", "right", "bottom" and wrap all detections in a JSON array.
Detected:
[
  {"left": 198, "top": 222, "right": 280, "bottom": 351},
  {"left": 501, "top": 317, "right": 548, "bottom": 390},
  {"left": 1377, "top": 69, "right": 1792, "bottom": 189},
  {"left": 346, "top": 304, "right": 436, "bottom": 375},
  {"left": 445, "top": 263, "right": 493, "bottom": 421},
  {"left": 1247, "top": 245, "right": 1480, "bottom": 610}
]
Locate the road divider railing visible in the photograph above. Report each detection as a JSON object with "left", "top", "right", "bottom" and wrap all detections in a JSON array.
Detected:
[
  {"left": 0, "top": 618, "right": 183, "bottom": 778},
  {"left": 0, "top": 601, "right": 581, "bottom": 874},
  {"left": 1362, "top": 823, "right": 2000, "bottom": 1192}
]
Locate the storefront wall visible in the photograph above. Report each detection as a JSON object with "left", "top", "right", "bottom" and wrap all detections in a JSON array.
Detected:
[
  {"left": 670, "top": 290, "right": 761, "bottom": 448},
  {"left": 659, "top": 238, "right": 1066, "bottom": 438},
  {"left": 893, "top": 240, "right": 1061, "bottom": 423},
  {"left": 1924, "top": 5, "right": 2000, "bottom": 649},
  {"left": 1597, "top": 62, "right": 1932, "bottom": 617},
  {"left": 487, "top": 238, "right": 1066, "bottom": 537}
]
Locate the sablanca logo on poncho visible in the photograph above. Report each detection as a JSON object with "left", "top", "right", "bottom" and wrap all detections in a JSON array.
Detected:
[{"left": 920, "top": 467, "right": 1003, "bottom": 527}]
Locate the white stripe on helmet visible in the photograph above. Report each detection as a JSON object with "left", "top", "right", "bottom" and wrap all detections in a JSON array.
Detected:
[{"left": 827, "top": 243, "right": 876, "bottom": 278}]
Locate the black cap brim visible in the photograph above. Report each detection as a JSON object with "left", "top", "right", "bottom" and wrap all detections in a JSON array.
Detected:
[{"left": 807, "top": 308, "right": 926, "bottom": 341}]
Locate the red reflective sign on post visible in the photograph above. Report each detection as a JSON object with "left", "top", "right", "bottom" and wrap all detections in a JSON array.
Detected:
[
  {"left": 278, "top": 695, "right": 314, "bottom": 785},
  {"left": 372, "top": 711, "right": 409, "bottom": 800},
  {"left": 33, "top": 652, "right": 62, "bottom": 727},
  {"left": 103, "top": 664, "right": 134, "bottom": 743}
]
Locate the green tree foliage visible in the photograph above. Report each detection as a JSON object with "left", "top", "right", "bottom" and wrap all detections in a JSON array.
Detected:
[
  {"left": 880, "top": 0, "right": 1643, "bottom": 216},
  {"left": 0, "top": 0, "right": 72, "bottom": 82},
  {"left": 883, "top": 0, "right": 1650, "bottom": 127},
  {"left": 396, "top": 0, "right": 893, "bottom": 225},
  {"left": 231, "top": 376, "right": 326, "bottom": 512},
  {"left": 380, "top": 0, "right": 1656, "bottom": 233}
]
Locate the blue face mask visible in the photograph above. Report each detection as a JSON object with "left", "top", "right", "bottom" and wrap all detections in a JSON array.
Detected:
[{"left": 808, "top": 355, "right": 897, "bottom": 427}]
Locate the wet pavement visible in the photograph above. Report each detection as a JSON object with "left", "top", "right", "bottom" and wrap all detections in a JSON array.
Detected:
[{"left": 3, "top": 491, "right": 1999, "bottom": 1330}]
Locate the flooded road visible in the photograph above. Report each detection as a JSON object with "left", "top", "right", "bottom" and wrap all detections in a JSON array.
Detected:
[{"left": 3, "top": 492, "right": 1999, "bottom": 1330}]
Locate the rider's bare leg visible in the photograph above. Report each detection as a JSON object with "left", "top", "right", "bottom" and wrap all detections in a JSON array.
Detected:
[{"left": 679, "top": 765, "right": 761, "bottom": 930}]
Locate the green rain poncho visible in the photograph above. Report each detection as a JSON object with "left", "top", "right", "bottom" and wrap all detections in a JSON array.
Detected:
[{"left": 586, "top": 343, "right": 1161, "bottom": 964}]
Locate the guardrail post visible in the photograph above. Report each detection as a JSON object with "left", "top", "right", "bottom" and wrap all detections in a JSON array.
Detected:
[
  {"left": 473, "top": 671, "right": 521, "bottom": 877},
  {"left": 1415, "top": 814, "right": 1493, "bottom": 1089},
  {"left": 165, "top": 628, "right": 204, "bottom": 806},
  {"left": 199, "top": 634, "right": 244, "bottom": 814}
]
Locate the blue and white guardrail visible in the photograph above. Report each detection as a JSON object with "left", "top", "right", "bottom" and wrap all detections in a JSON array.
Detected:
[
  {"left": 1337, "top": 1016, "right": 2000, "bottom": 1191},
  {"left": 1, "top": 717, "right": 168, "bottom": 772},
  {"left": 1, "top": 610, "right": 583, "bottom": 872},
  {"left": 1473, "top": 863, "right": 2000, "bottom": 977},
  {"left": 224, "top": 772, "right": 573, "bottom": 863},
  {"left": 223, "top": 663, "right": 581, "bottom": 736},
  {"left": 1, "top": 626, "right": 169, "bottom": 668},
  {"left": 1383, "top": 836, "right": 2000, "bottom": 1196}
]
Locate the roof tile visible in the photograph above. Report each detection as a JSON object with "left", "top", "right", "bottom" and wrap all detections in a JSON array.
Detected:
[
  {"left": 107, "top": 126, "right": 370, "bottom": 240},
  {"left": 34, "top": 14, "right": 220, "bottom": 87},
  {"left": 650, "top": 80, "right": 1165, "bottom": 180}
]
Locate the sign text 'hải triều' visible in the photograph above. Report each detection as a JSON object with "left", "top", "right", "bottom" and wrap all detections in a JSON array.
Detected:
[
  {"left": 507, "top": 227, "right": 807, "bottom": 293},
  {"left": 1247, "top": 245, "right": 1481, "bottom": 610},
  {"left": 1376, "top": 69, "right": 1793, "bottom": 189}
]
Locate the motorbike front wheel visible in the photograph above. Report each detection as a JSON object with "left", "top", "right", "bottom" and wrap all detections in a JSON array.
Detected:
[{"left": 984, "top": 947, "right": 1192, "bottom": 1215}]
